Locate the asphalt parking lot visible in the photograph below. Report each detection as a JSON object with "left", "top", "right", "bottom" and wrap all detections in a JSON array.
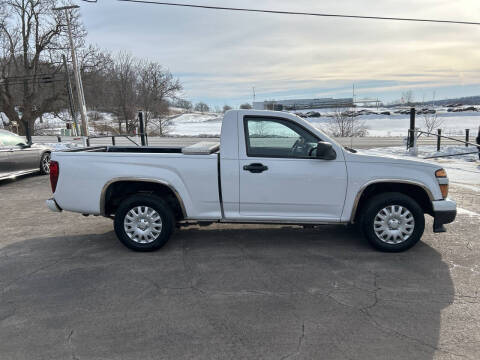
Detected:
[{"left": 0, "top": 174, "right": 479, "bottom": 360}]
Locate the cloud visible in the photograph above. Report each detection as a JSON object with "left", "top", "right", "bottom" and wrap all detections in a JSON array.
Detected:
[{"left": 77, "top": 0, "right": 480, "bottom": 105}]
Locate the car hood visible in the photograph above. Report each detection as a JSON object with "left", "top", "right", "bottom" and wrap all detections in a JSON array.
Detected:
[{"left": 343, "top": 149, "right": 441, "bottom": 170}]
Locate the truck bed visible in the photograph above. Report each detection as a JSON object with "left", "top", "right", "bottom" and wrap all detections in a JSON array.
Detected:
[
  {"left": 51, "top": 143, "right": 222, "bottom": 218},
  {"left": 63, "top": 141, "right": 220, "bottom": 155}
]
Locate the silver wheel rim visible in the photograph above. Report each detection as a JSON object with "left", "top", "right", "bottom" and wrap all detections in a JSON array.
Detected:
[
  {"left": 373, "top": 205, "right": 415, "bottom": 244},
  {"left": 42, "top": 153, "right": 50, "bottom": 173},
  {"left": 124, "top": 206, "right": 163, "bottom": 244}
]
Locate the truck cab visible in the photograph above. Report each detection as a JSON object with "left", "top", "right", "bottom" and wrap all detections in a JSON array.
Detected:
[{"left": 220, "top": 110, "right": 347, "bottom": 222}]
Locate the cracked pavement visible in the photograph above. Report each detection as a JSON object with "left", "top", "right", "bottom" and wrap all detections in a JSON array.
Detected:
[{"left": 0, "top": 175, "right": 479, "bottom": 359}]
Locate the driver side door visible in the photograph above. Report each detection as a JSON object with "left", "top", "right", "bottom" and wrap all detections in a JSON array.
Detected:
[
  {"left": 2, "top": 133, "right": 40, "bottom": 172},
  {"left": 239, "top": 116, "right": 348, "bottom": 221}
]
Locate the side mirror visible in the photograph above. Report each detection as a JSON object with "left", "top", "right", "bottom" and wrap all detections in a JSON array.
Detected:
[{"left": 316, "top": 141, "right": 336, "bottom": 160}]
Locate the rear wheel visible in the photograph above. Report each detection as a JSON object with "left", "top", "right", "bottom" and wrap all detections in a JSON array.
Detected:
[
  {"left": 114, "top": 194, "right": 175, "bottom": 251},
  {"left": 40, "top": 152, "right": 51, "bottom": 175},
  {"left": 361, "top": 192, "right": 425, "bottom": 252}
]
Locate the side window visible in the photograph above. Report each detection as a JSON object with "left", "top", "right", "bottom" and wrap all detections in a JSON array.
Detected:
[
  {"left": 2, "top": 133, "right": 24, "bottom": 146},
  {"left": 244, "top": 117, "right": 318, "bottom": 158}
]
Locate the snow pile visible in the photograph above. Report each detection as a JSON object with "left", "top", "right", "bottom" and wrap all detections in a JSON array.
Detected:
[
  {"left": 44, "top": 142, "right": 81, "bottom": 151},
  {"left": 424, "top": 146, "right": 479, "bottom": 161}
]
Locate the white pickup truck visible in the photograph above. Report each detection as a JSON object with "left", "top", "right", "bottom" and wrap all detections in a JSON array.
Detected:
[{"left": 46, "top": 110, "right": 456, "bottom": 252}]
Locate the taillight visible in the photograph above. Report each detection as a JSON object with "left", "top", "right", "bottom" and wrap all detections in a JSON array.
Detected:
[{"left": 50, "top": 160, "right": 59, "bottom": 193}]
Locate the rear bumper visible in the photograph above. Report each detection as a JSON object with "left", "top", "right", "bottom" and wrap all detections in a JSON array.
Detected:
[
  {"left": 46, "top": 198, "right": 62, "bottom": 213},
  {"left": 432, "top": 198, "right": 456, "bottom": 233}
]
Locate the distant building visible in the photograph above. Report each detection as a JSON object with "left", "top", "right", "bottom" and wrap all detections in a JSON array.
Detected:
[{"left": 253, "top": 98, "right": 354, "bottom": 111}]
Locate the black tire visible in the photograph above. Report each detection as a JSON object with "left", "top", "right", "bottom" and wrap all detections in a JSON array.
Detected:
[
  {"left": 114, "top": 194, "right": 175, "bottom": 251},
  {"left": 39, "top": 152, "right": 51, "bottom": 175},
  {"left": 361, "top": 192, "right": 425, "bottom": 252}
]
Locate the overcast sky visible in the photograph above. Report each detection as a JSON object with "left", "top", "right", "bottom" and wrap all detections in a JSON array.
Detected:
[{"left": 76, "top": 0, "right": 480, "bottom": 107}]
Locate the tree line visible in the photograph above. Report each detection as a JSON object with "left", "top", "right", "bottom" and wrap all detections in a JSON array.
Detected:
[
  {"left": 0, "top": 0, "right": 185, "bottom": 136},
  {"left": 81, "top": 50, "right": 182, "bottom": 135}
]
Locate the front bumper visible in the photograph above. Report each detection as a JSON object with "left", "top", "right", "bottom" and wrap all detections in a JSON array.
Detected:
[
  {"left": 46, "top": 198, "right": 62, "bottom": 213},
  {"left": 432, "top": 198, "right": 456, "bottom": 233}
]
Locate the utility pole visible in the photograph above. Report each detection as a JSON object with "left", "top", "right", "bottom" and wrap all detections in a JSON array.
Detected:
[
  {"left": 62, "top": 54, "right": 79, "bottom": 136},
  {"left": 53, "top": 5, "right": 88, "bottom": 143}
]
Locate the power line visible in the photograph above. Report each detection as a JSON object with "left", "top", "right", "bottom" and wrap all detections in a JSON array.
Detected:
[{"left": 107, "top": 0, "right": 480, "bottom": 26}]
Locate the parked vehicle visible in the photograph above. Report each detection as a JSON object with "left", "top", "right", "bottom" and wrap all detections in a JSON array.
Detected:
[
  {"left": 46, "top": 110, "right": 456, "bottom": 252},
  {"left": 0, "top": 130, "right": 51, "bottom": 180}
]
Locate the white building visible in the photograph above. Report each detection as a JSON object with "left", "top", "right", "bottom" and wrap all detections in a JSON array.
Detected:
[{"left": 253, "top": 98, "right": 354, "bottom": 111}]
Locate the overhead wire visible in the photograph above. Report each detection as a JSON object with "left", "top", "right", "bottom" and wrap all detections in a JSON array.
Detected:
[{"left": 105, "top": 0, "right": 480, "bottom": 26}]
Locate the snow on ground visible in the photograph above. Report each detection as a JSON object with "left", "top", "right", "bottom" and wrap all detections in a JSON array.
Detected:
[
  {"left": 457, "top": 207, "right": 480, "bottom": 216},
  {"left": 167, "top": 110, "right": 480, "bottom": 137},
  {"left": 362, "top": 145, "right": 480, "bottom": 192},
  {"left": 169, "top": 112, "right": 222, "bottom": 136},
  {"left": 303, "top": 110, "right": 480, "bottom": 137},
  {"left": 4, "top": 106, "right": 474, "bottom": 138},
  {"left": 44, "top": 142, "right": 81, "bottom": 151}
]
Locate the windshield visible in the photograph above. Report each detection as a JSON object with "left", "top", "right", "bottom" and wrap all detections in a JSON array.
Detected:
[{"left": 0, "top": 131, "right": 25, "bottom": 146}]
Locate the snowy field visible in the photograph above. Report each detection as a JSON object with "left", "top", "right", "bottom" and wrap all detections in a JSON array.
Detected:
[
  {"left": 168, "top": 110, "right": 480, "bottom": 137},
  {"left": 3, "top": 107, "right": 477, "bottom": 138}
]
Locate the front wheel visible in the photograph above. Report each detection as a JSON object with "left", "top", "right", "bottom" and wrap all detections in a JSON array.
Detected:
[
  {"left": 361, "top": 192, "right": 425, "bottom": 252},
  {"left": 40, "top": 152, "right": 51, "bottom": 175},
  {"left": 114, "top": 194, "right": 175, "bottom": 251}
]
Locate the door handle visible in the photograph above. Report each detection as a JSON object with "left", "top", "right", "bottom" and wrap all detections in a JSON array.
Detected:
[{"left": 243, "top": 163, "right": 268, "bottom": 173}]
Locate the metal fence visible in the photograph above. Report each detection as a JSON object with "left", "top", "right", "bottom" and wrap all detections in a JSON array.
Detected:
[{"left": 407, "top": 129, "right": 480, "bottom": 159}]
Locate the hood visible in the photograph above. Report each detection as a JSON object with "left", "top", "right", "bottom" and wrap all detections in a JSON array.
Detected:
[{"left": 344, "top": 149, "right": 441, "bottom": 170}]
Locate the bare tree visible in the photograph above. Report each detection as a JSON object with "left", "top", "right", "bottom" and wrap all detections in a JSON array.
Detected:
[
  {"left": 110, "top": 51, "right": 137, "bottom": 133},
  {"left": 240, "top": 103, "right": 252, "bottom": 109},
  {"left": 223, "top": 105, "right": 232, "bottom": 113},
  {"left": 422, "top": 92, "right": 444, "bottom": 135},
  {"left": 0, "top": 3, "right": 184, "bottom": 137},
  {"left": 80, "top": 45, "right": 114, "bottom": 112},
  {"left": 0, "top": 0, "right": 85, "bottom": 135},
  {"left": 327, "top": 108, "right": 368, "bottom": 137},
  {"left": 174, "top": 99, "right": 192, "bottom": 111},
  {"left": 145, "top": 99, "right": 171, "bottom": 136},
  {"left": 194, "top": 102, "right": 209, "bottom": 113},
  {"left": 401, "top": 90, "right": 414, "bottom": 106},
  {"left": 137, "top": 60, "right": 181, "bottom": 132}
]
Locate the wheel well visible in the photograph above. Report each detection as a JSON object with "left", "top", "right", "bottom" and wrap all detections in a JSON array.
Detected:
[
  {"left": 353, "top": 182, "right": 433, "bottom": 222},
  {"left": 103, "top": 181, "right": 185, "bottom": 220}
]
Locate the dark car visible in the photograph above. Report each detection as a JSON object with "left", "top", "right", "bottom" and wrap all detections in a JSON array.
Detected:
[{"left": 0, "top": 129, "right": 52, "bottom": 180}]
